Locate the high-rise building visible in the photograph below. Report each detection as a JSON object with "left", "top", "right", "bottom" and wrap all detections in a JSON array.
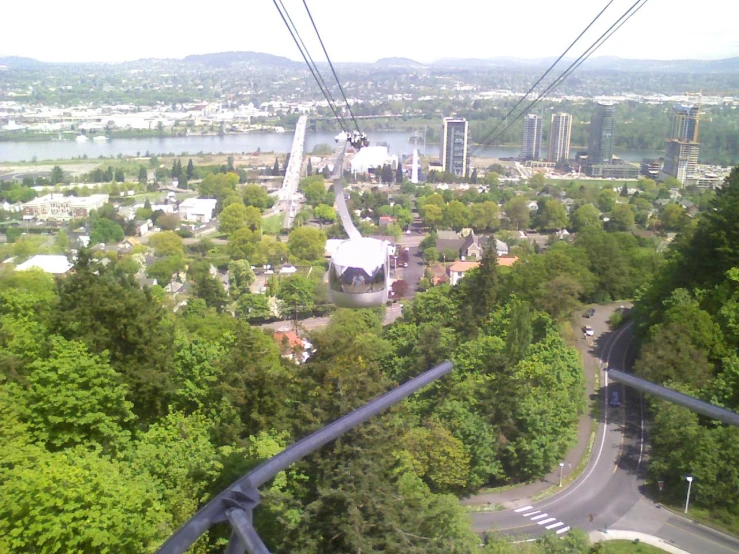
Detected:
[
  {"left": 548, "top": 113, "right": 572, "bottom": 164},
  {"left": 587, "top": 102, "right": 615, "bottom": 166},
  {"left": 441, "top": 117, "right": 469, "bottom": 177},
  {"left": 521, "top": 114, "right": 542, "bottom": 161},
  {"left": 662, "top": 105, "right": 700, "bottom": 184}
]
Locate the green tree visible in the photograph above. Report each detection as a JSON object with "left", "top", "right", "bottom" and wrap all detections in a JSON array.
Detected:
[
  {"left": 402, "top": 423, "right": 471, "bottom": 489},
  {"left": 114, "top": 168, "right": 125, "bottom": 183},
  {"left": 54, "top": 230, "right": 69, "bottom": 253},
  {"left": 243, "top": 184, "right": 272, "bottom": 211},
  {"left": 228, "top": 259, "right": 256, "bottom": 300},
  {"left": 90, "top": 217, "right": 124, "bottom": 245},
  {"left": 506, "top": 300, "right": 532, "bottom": 365},
  {"left": 146, "top": 255, "right": 185, "bottom": 284},
  {"left": 148, "top": 230, "right": 184, "bottom": 257},
  {"left": 597, "top": 188, "right": 617, "bottom": 212},
  {"left": 156, "top": 212, "right": 180, "bottom": 231},
  {"left": 50, "top": 165, "right": 64, "bottom": 185},
  {"left": 288, "top": 226, "right": 326, "bottom": 262},
  {"left": 218, "top": 202, "right": 249, "bottom": 235},
  {"left": 469, "top": 201, "right": 500, "bottom": 232},
  {"left": 19, "top": 336, "right": 134, "bottom": 451},
  {"left": 186, "top": 158, "right": 195, "bottom": 179},
  {"left": 504, "top": 196, "right": 530, "bottom": 231},
  {"left": 227, "top": 227, "right": 259, "bottom": 260},
  {"left": 300, "top": 176, "right": 328, "bottom": 206},
  {"left": 236, "top": 292, "right": 272, "bottom": 321},
  {"left": 277, "top": 275, "right": 316, "bottom": 314},
  {"left": 537, "top": 199, "right": 569, "bottom": 231},
  {"left": 53, "top": 250, "right": 175, "bottom": 421},
  {"left": 443, "top": 200, "right": 470, "bottom": 230},
  {"left": 421, "top": 203, "right": 443, "bottom": 229},
  {"left": 608, "top": 203, "right": 635, "bottom": 231},
  {"left": 137, "top": 166, "right": 148, "bottom": 184},
  {"left": 528, "top": 173, "right": 545, "bottom": 187},
  {"left": 661, "top": 203, "right": 688, "bottom": 231},
  {"left": 570, "top": 203, "right": 601, "bottom": 232},
  {"left": 0, "top": 442, "right": 170, "bottom": 553},
  {"left": 313, "top": 203, "right": 337, "bottom": 225},
  {"left": 192, "top": 272, "right": 228, "bottom": 312}
]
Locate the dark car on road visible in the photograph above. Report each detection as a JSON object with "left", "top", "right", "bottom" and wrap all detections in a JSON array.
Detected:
[
  {"left": 584, "top": 308, "right": 596, "bottom": 318},
  {"left": 610, "top": 391, "right": 620, "bottom": 407}
]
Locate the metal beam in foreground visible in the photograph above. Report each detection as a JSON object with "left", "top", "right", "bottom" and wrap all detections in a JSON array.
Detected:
[
  {"left": 609, "top": 369, "right": 739, "bottom": 427},
  {"left": 156, "top": 361, "right": 454, "bottom": 554}
]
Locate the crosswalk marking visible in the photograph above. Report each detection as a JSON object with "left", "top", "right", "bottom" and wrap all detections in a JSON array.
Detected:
[
  {"left": 537, "top": 518, "right": 556, "bottom": 525},
  {"left": 530, "top": 513, "right": 548, "bottom": 521},
  {"left": 514, "top": 505, "right": 533, "bottom": 513},
  {"left": 545, "top": 522, "right": 564, "bottom": 530},
  {"left": 522, "top": 510, "right": 540, "bottom": 517},
  {"left": 556, "top": 526, "right": 571, "bottom": 535}
]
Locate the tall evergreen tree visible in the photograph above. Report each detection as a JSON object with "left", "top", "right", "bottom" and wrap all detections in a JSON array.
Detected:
[
  {"left": 307, "top": 158, "right": 313, "bottom": 176},
  {"left": 186, "top": 159, "right": 194, "bottom": 179},
  {"left": 273, "top": 157, "right": 280, "bottom": 177},
  {"left": 396, "top": 162, "right": 403, "bottom": 183},
  {"left": 137, "top": 167, "right": 148, "bottom": 184}
]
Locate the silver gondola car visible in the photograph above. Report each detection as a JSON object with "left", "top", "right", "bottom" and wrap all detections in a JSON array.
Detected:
[{"left": 328, "top": 237, "right": 389, "bottom": 308}]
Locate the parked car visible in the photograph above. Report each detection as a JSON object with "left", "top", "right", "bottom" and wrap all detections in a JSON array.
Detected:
[
  {"left": 584, "top": 308, "right": 596, "bottom": 318},
  {"left": 582, "top": 325, "right": 595, "bottom": 337},
  {"left": 610, "top": 391, "right": 621, "bottom": 407}
]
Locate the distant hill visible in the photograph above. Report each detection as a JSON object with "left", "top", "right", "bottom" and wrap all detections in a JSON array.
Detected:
[
  {"left": 182, "top": 51, "right": 299, "bottom": 69},
  {"left": 375, "top": 57, "right": 425, "bottom": 68},
  {"left": 0, "top": 56, "right": 45, "bottom": 68},
  {"left": 431, "top": 55, "right": 739, "bottom": 73}
]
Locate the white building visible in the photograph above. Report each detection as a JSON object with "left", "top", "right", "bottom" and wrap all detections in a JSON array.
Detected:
[
  {"left": 16, "top": 255, "right": 73, "bottom": 275},
  {"left": 178, "top": 198, "right": 218, "bottom": 223},
  {"left": 350, "top": 146, "right": 398, "bottom": 175},
  {"left": 22, "top": 194, "right": 109, "bottom": 220}
]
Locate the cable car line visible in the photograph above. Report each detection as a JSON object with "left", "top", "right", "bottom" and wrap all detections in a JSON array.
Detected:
[
  {"left": 469, "top": 0, "right": 616, "bottom": 159},
  {"left": 302, "top": 0, "right": 362, "bottom": 134},
  {"left": 470, "top": 0, "right": 649, "bottom": 162},
  {"left": 271, "top": 0, "right": 348, "bottom": 133}
]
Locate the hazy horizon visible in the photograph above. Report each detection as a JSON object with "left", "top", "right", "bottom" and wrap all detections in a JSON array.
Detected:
[{"left": 2, "top": 0, "right": 738, "bottom": 64}]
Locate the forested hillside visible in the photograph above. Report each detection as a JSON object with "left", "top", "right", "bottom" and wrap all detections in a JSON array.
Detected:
[
  {"left": 633, "top": 166, "right": 739, "bottom": 528},
  {"left": 0, "top": 211, "right": 668, "bottom": 552}
]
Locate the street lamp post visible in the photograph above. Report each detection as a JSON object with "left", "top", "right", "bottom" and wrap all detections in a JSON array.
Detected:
[
  {"left": 685, "top": 476, "right": 694, "bottom": 514},
  {"left": 559, "top": 462, "right": 565, "bottom": 487}
]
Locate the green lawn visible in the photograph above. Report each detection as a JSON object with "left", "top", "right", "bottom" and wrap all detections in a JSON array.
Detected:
[
  {"left": 597, "top": 540, "right": 668, "bottom": 553},
  {"left": 262, "top": 214, "right": 284, "bottom": 235}
]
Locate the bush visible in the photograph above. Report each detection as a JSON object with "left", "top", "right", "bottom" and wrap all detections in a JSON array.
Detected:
[{"left": 609, "top": 310, "right": 623, "bottom": 328}]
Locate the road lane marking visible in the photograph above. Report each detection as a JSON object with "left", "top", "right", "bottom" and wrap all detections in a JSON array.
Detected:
[
  {"left": 514, "top": 505, "right": 534, "bottom": 513},
  {"left": 537, "top": 518, "right": 557, "bottom": 525},
  {"left": 556, "top": 526, "right": 571, "bottom": 535},
  {"left": 545, "top": 522, "right": 564, "bottom": 530},
  {"left": 530, "top": 514, "right": 549, "bottom": 521},
  {"left": 522, "top": 510, "right": 540, "bottom": 517}
]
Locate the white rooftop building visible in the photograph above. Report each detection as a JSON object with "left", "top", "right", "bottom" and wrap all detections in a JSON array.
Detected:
[
  {"left": 350, "top": 146, "right": 398, "bottom": 175},
  {"left": 15, "top": 255, "right": 73, "bottom": 275},
  {"left": 178, "top": 198, "right": 218, "bottom": 223}
]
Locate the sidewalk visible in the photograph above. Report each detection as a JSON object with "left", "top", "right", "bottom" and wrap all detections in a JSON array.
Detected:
[
  {"left": 590, "top": 530, "right": 690, "bottom": 554},
  {"left": 461, "top": 312, "right": 604, "bottom": 509}
]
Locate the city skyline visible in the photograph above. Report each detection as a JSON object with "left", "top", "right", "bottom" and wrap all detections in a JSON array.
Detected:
[{"left": 2, "top": 0, "right": 738, "bottom": 63}]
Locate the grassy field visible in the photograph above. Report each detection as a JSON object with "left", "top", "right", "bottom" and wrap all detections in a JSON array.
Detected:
[
  {"left": 597, "top": 539, "right": 668, "bottom": 553},
  {"left": 262, "top": 214, "right": 284, "bottom": 235}
]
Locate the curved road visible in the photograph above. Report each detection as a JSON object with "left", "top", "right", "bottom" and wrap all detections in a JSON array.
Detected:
[{"left": 472, "top": 306, "right": 739, "bottom": 553}]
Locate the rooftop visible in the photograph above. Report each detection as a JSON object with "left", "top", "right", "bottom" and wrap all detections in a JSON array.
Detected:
[{"left": 15, "top": 254, "right": 73, "bottom": 274}]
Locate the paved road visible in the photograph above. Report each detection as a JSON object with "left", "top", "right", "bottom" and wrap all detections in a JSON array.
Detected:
[{"left": 473, "top": 306, "right": 739, "bottom": 553}]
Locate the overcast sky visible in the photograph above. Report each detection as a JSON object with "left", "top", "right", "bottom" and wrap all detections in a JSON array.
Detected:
[{"left": 3, "top": 0, "right": 738, "bottom": 63}]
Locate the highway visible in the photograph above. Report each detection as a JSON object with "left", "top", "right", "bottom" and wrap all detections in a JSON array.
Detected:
[{"left": 472, "top": 306, "right": 739, "bottom": 553}]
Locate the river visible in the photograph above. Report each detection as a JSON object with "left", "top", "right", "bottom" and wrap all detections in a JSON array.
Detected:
[{"left": 0, "top": 130, "right": 662, "bottom": 164}]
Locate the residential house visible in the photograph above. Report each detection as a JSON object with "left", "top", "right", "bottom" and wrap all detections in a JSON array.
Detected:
[
  {"left": 448, "top": 255, "right": 519, "bottom": 286},
  {"left": 179, "top": 198, "right": 218, "bottom": 223},
  {"left": 273, "top": 330, "right": 313, "bottom": 363},
  {"left": 22, "top": 193, "right": 109, "bottom": 220},
  {"left": 15, "top": 254, "right": 73, "bottom": 275}
]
